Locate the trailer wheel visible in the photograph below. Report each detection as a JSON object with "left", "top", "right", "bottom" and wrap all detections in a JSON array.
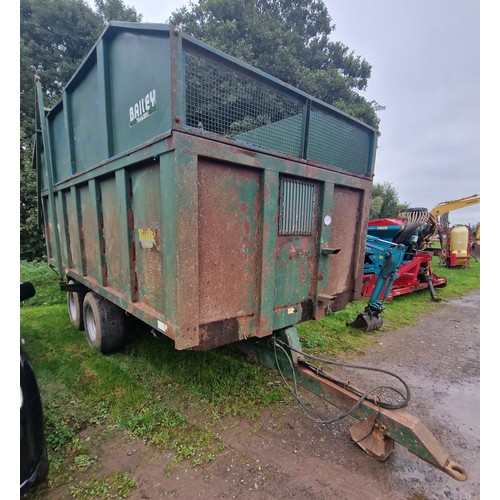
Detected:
[
  {"left": 82, "top": 292, "right": 126, "bottom": 353},
  {"left": 67, "top": 280, "right": 86, "bottom": 331}
]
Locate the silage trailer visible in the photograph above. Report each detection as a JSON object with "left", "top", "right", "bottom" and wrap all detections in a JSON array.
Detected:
[{"left": 34, "top": 22, "right": 466, "bottom": 481}]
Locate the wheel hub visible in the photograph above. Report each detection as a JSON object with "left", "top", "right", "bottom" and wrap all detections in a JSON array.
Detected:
[
  {"left": 68, "top": 293, "right": 77, "bottom": 320},
  {"left": 85, "top": 307, "right": 97, "bottom": 342}
]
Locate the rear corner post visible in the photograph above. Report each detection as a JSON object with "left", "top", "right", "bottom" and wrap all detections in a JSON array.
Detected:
[{"left": 35, "top": 76, "right": 64, "bottom": 280}]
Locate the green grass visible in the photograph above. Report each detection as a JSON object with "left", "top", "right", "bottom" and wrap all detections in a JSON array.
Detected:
[
  {"left": 20, "top": 257, "right": 479, "bottom": 497},
  {"left": 21, "top": 299, "right": 287, "bottom": 497},
  {"left": 67, "top": 472, "right": 137, "bottom": 499},
  {"left": 21, "top": 260, "right": 65, "bottom": 306}
]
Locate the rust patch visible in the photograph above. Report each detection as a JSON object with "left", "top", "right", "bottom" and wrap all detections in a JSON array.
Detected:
[
  {"left": 131, "top": 164, "right": 163, "bottom": 312},
  {"left": 79, "top": 184, "right": 96, "bottom": 277},
  {"left": 322, "top": 186, "right": 363, "bottom": 301},
  {"left": 196, "top": 318, "right": 240, "bottom": 351},
  {"left": 327, "top": 290, "right": 351, "bottom": 314},
  {"left": 99, "top": 208, "right": 108, "bottom": 286},
  {"left": 197, "top": 159, "right": 262, "bottom": 327},
  {"left": 128, "top": 205, "right": 139, "bottom": 302},
  {"left": 65, "top": 193, "right": 79, "bottom": 271},
  {"left": 298, "top": 261, "right": 307, "bottom": 285},
  {"left": 300, "top": 298, "right": 314, "bottom": 322}
]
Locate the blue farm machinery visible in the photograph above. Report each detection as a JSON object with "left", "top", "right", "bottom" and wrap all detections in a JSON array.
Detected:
[{"left": 351, "top": 209, "right": 447, "bottom": 331}]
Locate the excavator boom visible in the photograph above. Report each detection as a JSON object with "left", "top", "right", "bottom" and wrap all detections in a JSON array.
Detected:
[{"left": 430, "top": 194, "right": 480, "bottom": 217}]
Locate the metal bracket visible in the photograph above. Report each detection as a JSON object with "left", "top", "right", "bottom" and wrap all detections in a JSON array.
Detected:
[
  {"left": 321, "top": 247, "right": 341, "bottom": 255},
  {"left": 349, "top": 414, "right": 395, "bottom": 461},
  {"left": 318, "top": 293, "right": 336, "bottom": 302},
  {"left": 60, "top": 282, "right": 88, "bottom": 293},
  {"left": 278, "top": 327, "right": 303, "bottom": 366}
]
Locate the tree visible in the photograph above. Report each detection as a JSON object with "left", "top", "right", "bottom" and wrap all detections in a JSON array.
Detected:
[
  {"left": 170, "top": 0, "right": 380, "bottom": 128},
  {"left": 20, "top": 0, "right": 141, "bottom": 261},
  {"left": 369, "top": 182, "right": 409, "bottom": 219},
  {"left": 20, "top": 141, "right": 46, "bottom": 261},
  {"left": 94, "top": 0, "right": 142, "bottom": 23},
  {"left": 21, "top": 0, "right": 141, "bottom": 151}
]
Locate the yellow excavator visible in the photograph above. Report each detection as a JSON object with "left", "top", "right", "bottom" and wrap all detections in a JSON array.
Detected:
[
  {"left": 430, "top": 194, "right": 480, "bottom": 267},
  {"left": 430, "top": 193, "right": 480, "bottom": 218}
]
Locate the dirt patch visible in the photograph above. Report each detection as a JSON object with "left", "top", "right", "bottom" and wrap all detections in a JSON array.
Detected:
[{"left": 45, "top": 291, "right": 480, "bottom": 499}]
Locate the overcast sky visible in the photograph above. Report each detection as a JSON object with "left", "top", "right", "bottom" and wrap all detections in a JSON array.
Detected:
[{"left": 127, "top": 0, "right": 481, "bottom": 226}]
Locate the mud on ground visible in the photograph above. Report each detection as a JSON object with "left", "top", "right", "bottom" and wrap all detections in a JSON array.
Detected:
[{"left": 48, "top": 291, "right": 480, "bottom": 499}]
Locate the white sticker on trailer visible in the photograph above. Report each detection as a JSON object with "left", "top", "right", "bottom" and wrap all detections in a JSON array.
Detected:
[
  {"left": 129, "top": 89, "right": 157, "bottom": 127},
  {"left": 157, "top": 320, "right": 166, "bottom": 333}
]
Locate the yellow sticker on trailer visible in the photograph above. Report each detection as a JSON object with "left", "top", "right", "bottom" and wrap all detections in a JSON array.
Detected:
[{"left": 138, "top": 228, "right": 156, "bottom": 249}]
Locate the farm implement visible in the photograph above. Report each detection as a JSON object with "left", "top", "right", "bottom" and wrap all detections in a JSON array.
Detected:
[{"left": 360, "top": 209, "right": 446, "bottom": 309}]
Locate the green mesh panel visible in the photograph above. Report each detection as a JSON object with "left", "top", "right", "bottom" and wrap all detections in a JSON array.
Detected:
[
  {"left": 307, "top": 107, "right": 372, "bottom": 175},
  {"left": 184, "top": 50, "right": 304, "bottom": 157}
]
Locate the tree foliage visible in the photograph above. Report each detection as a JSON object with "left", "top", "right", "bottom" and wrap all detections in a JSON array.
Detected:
[
  {"left": 369, "top": 182, "right": 409, "bottom": 220},
  {"left": 170, "top": 0, "right": 380, "bottom": 128},
  {"left": 20, "top": 0, "right": 141, "bottom": 261},
  {"left": 20, "top": 0, "right": 383, "bottom": 261},
  {"left": 94, "top": 0, "right": 142, "bottom": 23},
  {"left": 20, "top": 143, "right": 46, "bottom": 261}
]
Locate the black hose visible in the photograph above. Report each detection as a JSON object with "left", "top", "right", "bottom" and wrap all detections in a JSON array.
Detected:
[{"left": 272, "top": 337, "right": 411, "bottom": 425}]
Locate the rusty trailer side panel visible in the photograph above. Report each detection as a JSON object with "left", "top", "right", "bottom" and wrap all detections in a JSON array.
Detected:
[
  {"left": 36, "top": 22, "right": 377, "bottom": 351},
  {"left": 41, "top": 134, "right": 372, "bottom": 350}
]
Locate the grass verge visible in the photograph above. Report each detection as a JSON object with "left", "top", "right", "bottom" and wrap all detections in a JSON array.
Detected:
[{"left": 21, "top": 301, "right": 287, "bottom": 498}]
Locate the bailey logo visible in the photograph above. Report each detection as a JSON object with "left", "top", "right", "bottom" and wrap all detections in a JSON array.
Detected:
[{"left": 129, "top": 89, "right": 156, "bottom": 127}]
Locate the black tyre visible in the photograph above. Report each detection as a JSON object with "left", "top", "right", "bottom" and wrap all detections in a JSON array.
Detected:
[
  {"left": 37, "top": 445, "right": 49, "bottom": 484},
  {"left": 82, "top": 292, "right": 126, "bottom": 353},
  {"left": 67, "top": 280, "right": 86, "bottom": 330}
]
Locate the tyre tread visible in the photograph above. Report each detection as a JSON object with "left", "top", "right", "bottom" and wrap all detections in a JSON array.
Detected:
[{"left": 83, "top": 292, "right": 126, "bottom": 353}]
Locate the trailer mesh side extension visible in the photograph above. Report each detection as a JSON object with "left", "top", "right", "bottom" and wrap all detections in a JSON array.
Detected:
[{"left": 184, "top": 49, "right": 304, "bottom": 157}]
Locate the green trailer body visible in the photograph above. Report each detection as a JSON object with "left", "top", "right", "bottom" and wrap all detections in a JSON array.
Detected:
[
  {"left": 36, "top": 22, "right": 378, "bottom": 351},
  {"left": 33, "top": 24, "right": 472, "bottom": 481}
]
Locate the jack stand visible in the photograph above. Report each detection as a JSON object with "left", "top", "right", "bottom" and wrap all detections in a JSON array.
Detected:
[{"left": 350, "top": 414, "right": 395, "bottom": 461}]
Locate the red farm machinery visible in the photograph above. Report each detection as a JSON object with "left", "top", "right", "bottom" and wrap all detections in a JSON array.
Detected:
[
  {"left": 361, "top": 209, "right": 446, "bottom": 302},
  {"left": 355, "top": 194, "right": 480, "bottom": 330},
  {"left": 349, "top": 208, "right": 446, "bottom": 331},
  {"left": 432, "top": 194, "right": 480, "bottom": 268}
]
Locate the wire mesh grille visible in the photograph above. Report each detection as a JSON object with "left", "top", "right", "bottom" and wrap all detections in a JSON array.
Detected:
[
  {"left": 307, "top": 106, "right": 371, "bottom": 175},
  {"left": 184, "top": 49, "right": 304, "bottom": 157},
  {"left": 279, "top": 177, "right": 315, "bottom": 236}
]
